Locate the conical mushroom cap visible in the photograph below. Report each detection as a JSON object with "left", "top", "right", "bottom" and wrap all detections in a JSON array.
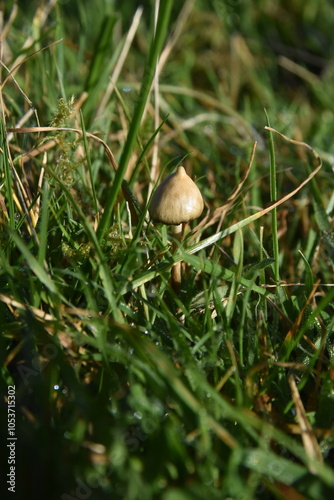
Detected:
[{"left": 149, "top": 166, "right": 204, "bottom": 225}]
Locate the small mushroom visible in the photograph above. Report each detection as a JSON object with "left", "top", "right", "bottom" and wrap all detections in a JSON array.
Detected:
[{"left": 149, "top": 166, "right": 204, "bottom": 291}]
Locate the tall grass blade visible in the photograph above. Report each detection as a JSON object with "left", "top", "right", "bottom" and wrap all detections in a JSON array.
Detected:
[
  {"left": 97, "top": 0, "right": 173, "bottom": 242},
  {"left": 0, "top": 119, "right": 15, "bottom": 230},
  {"left": 37, "top": 181, "right": 50, "bottom": 268},
  {"left": 264, "top": 110, "right": 280, "bottom": 286},
  {"left": 10, "top": 230, "right": 58, "bottom": 295},
  {"left": 80, "top": 110, "right": 98, "bottom": 213}
]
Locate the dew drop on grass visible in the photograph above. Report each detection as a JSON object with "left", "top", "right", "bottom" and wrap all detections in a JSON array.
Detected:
[
  {"left": 245, "top": 455, "right": 259, "bottom": 466},
  {"left": 147, "top": 285, "right": 157, "bottom": 298},
  {"left": 204, "top": 124, "right": 213, "bottom": 135}
]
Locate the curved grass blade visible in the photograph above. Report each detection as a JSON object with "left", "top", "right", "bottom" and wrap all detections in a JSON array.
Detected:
[{"left": 9, "top": 230, "right": 58, "bottom": 295}]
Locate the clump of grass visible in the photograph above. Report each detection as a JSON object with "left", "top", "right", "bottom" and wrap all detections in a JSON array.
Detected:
[{"left": 1, "top": 2, "right": 334, "bottom": 500}]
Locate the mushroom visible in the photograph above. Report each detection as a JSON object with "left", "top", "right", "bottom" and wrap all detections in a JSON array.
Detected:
[{"left": 149, "top": 166, "right": 204, "bottom": 291}]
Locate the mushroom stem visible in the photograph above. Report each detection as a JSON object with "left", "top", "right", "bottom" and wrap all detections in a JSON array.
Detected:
[
  {"left": 148, "top": 165, "right": 204, "bottom": 294},
  {"left": 171, "top": 223, "right": 184, "bottom": 292}
]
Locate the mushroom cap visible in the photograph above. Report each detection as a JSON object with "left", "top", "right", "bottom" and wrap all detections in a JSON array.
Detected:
[{"left": 149, "top": 166, "right": 204, "bottom": 225}]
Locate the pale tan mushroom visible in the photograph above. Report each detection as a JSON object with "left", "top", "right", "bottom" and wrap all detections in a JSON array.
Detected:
[{"left": 149, "top": 166, "right": 204, "bottom": 291}]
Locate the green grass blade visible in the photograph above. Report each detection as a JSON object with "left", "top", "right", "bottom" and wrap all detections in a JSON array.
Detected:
[
  {"left": 10, "top": 230, "right": 58, "bottom": 295},
  {"left": 280, "top": 285, "right": 334, "bottom": 361},
  {"left": 37, "top": 181, "right": 50, "bottom": 267},
  {"left": 264, "top": 110, "right": 280, "bottom": 286},
  {"left": 0, "top": 119, "right": 15, "bottom": 231},
  {"left": 226, "top": 228, "right": 244, "bottom": 325},
  {"left": 80, "top": 110, "right": 98, "bottom": 213},
  {"left": 298, "top": 249, "right": 314, "bottom": 297},
  {"left": 241, "top": 447, "right": 306, "bottom": 483},
  {"left": 97, "top": 0, "right": 173, "bottom": 242},
  {"left": 84, "top": 14, "right": 116, "bottom": 93}
]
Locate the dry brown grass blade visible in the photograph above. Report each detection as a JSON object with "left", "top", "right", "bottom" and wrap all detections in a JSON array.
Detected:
[
  {"left": 282, "top": 423, "right": 333, "bottom": 440},
  {"left": 282, "top": 281, "right": 319, "bottom": 347},
  {"left": 289, "top": 374, "right": 323, "bottom": 472},
  {"left": 148, "top": 0, "right": 195, "bottom": 195},
  {"left": 0, "top": 121, "right": 40, "bottom": 236},
  {"left": 278, "top": 56, "right": 320, "bottom": 86},
  {"left": 264, "top": 127, "right": 322, "bottom": 162},
  {"left": 0, "top": 293, "right": 55, "bottom": 323},
  {"left": 94, "top": 7, "right": 143, "bottom": 121},
  {"left": 0, "top": 4, "right": 18, "bottom": 41},
  {"left": 187, "top": 129, "right": 322, "bottom": 255},
  {"left": 0, "top": 56, "right": 34, "bottom": 112},
  {"left": 1, "top": 40, "right": 63, "bottom": 90},
  {"left": 0, "top": 192, "right": 9, "bottom": 227},
  {"left": 192, "top": 141, "right": 257, "bottom": 236},
  {"left": 275, "top": 482, "right": 308, "bottom": 500},
  {"left": 7, "top": 126, "right": 119, "bottom": 171},
  {"left": 6, "top": 108, "right": 36, "bottom": 143},
  {"left": 1, "top": 38, "right": 63, "bottom": 132},
  {"left": 16, "top": 139, "right": 58, "bottom": 164},
  {"left": 245, "top": 360, "right": 315, "bottom": 401},
  {"left": 142, "top": 0, "right": 195, "bottom": 125},
  {"left": 5, "top": 125, "right": 122, "bottom": 233},
  {"left": 0, "top": 39, "right": 65, "bottom": 235}
]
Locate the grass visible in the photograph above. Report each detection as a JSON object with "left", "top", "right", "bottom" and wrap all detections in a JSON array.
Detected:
[{"left": 1, "top": 1, "right": 334, "bottom": 499}]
